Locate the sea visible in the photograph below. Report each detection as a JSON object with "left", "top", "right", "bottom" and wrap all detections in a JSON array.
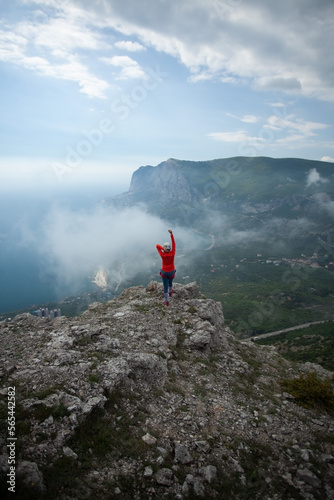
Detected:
[{"left": 0, "top": 185, "right": 121, "bottom": 314}]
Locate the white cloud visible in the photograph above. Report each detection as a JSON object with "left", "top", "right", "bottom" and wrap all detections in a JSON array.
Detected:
[
  {"left": 241, "top": 115, "right": 260, "bottom": 124},
  {"left": 269, "top": 102, "right": 285, "bottom": 108},
  {"left": 2, "top": 0, "right": 334, "bottom": 103},
  {"left": 306, "top": 168, "right": 328, "bottom": 188},
  {"left": 313, "top": 193, "right": 334, "bottom": 218},
  {"left": 42, "top": 56, "right": 109, "bottom": 97},
  {"left": 226, "top": 113, "right": 260, "bottom": 123},
  {"left": 0, "top": 15, "right": 110, "bottom": 98},
  {"left": 258, "top": 77, "right": 301, "bottom": 92},
  {"left": 21, "top": 16, "right": 108, "bottom": 52},
  {"left": 261, "top": 114, "right": 329, "bottom": 149},
  {"left": 265, "top": 115, "right": 328, "bottom": 137},
  {"left": 100, "top": 55, "right": 147, "bottom": 80},
  {"left": 86, "top": 0, "right": 334, "bottom": 101},
  {"left": 208, "top": 212, "right": 315, "bottom": 247},
  {"left": 115, "top": 40, "right": 146, "bottom": 52},
  {"left": 209, "top": 111, "right": 330, "bottom": 151},
  {"left": 321, "top": 156, "right": 334, "bottom": 162},
  {"left": 208, "top": 130, "right": 265, "bottom": 144}
]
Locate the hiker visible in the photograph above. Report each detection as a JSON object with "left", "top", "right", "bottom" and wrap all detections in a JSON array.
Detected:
[{"left": 156, "top": 229, "right": 176, "bottom": 306}]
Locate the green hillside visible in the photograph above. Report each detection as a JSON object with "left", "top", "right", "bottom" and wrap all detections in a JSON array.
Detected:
[{"left": 167, "top": 156, "right": 334, "bottom": 202}]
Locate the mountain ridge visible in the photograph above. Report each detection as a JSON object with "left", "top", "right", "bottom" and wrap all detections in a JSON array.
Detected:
[{"left": 108, "top": 156, "right": 334, "bottom": 230}]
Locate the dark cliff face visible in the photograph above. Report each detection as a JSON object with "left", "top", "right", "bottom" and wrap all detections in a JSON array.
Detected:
[
  {"left": 128, "top": 164, "right": 155, "bottom": 193},
  {"left": 128, "top": 158, "right": 195, "bottom": 203}
]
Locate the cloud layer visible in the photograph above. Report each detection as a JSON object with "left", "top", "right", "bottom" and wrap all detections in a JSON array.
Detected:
[
  {"left": 306, "top": 168, "right": 329, "bottom": 188},
  {"left": 1, "top": 0, "right": 334, "bottom": 101},
  {"left": 25, "top": 204, "right": 202, "bottom": 293}
]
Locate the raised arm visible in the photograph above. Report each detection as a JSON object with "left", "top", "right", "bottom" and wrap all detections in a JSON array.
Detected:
[
  {"left": 167, "top": 230, "right": 175, "bottom": 252},
  {"left": 156, "top": 243, "right": 164, "bottom": 256},
  {"left": 171, "top": 233, "right": 175, "bottom": 252}
]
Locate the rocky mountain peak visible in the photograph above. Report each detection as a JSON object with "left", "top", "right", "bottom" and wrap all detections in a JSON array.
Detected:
[
  {"left": 128, "top": 159, "right": 195, "bottom": 203},
  {"left": 0, "top": 282, "right": 333, "bottom": 499}
]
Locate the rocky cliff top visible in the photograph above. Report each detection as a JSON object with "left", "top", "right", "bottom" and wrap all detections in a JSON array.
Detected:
[
  {"left": 128, "top": 158, "right": 195, "bottom": 204},
  {"left": 0, "top": 282, "right": 333, "bottom": 499}
]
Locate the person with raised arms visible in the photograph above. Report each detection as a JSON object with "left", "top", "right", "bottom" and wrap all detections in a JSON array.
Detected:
[{"left": 156, "top": 229, "right": 176, "bottom": 306}]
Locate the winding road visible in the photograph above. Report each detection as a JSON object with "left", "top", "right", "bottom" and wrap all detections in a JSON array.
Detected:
[
  {"left": 249, "top": 320, "right": 333, "bottom": 342},
  {"left": 192, "top": 229, "right": 215, "bottom": 250}
]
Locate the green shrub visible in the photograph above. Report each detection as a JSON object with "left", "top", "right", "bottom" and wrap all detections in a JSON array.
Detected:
[
  {"left": 89, "top": 373, "right": 100, "bottom": 383},
  {"left": 281, "top": 372, "right": 334, "bottom": 414}
]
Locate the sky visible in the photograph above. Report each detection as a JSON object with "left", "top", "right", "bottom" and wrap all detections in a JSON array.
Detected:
[{"left": 1, "top": 0, "right": 334, "bottom": 193}]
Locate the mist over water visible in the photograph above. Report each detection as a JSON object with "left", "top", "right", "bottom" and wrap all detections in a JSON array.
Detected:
[
  {"left": 0, "top": 187, "right": 206, "bottom": 313},
  {"left": 0, "top": 186, "right": 126, "bottom": 313}
]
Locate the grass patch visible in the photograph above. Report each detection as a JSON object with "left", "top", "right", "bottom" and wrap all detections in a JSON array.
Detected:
[
  {"left": 194, "top": 382, "right": 207, "bottom": 400},
  {"left": 42, "top": 455, "right": 80, "bottom": 498},
  {"left": 280, "top": 372, "right": 334, "bottom": 414},
  {"left": 31, "top": 403, "right": 70, "bottom": 422},
  {"left": 88, "top": 373, "right": 100, "bottom": 383},
  {"left": 165, "top": 382, "right": 186, "bottom": 397},
  {"left": 176, "top": 329, "right": 186, "bottom": 348},
  {"left": 134, "top": 304, "right": 150, "bottom": 314},
  {"left": 76, "top": 336, "right": 93, "bottom": 346}
]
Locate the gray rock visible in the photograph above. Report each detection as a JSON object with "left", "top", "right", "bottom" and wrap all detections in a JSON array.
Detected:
[
  {"left": 185, "top": 329, "right": 212, "bottom": 350},
  {"left": 202, "top": 465, "right": 217, "bottom": 483},
  {"left": 63, "top": 446, "right": 78, "bottom": 459},
  {"left": 321, "top": 453, "right": 334, "bottom": 463},
  {"left": 81, "top": 395, "right": 107, "bottom": 415},
  {"left": 195, "top": 440, "right": 211, "bottom": 453},
  {"left": 142, "top": 433, "right": 157, "bottom": 445},
  {"left": 193, "top": 478, "right": 205, "bottom": 497},
  {"left": 174, "top": 443, "right": 192, "bottom": 464},
  {"left": 155, "top": 468, "right": 174, "bottom": 486},
  {"left": 296, "top": 468, "right": 322, "bottom": 488},
  {"left": 143, "top": 466, "right": 153, "bottom": 477},
  {"left": 17, "top": 461, "right": 45, "bottom": 494}
]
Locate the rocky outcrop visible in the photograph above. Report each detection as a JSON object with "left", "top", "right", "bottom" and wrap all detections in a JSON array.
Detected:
[
  {"left": 128, "top": 159, "right": 196, "bottom": 203},
  {"left": 0, "top": 282, "right": 333, "bottom": 499},
  {"left": 126, "top": 158, "right": 198, "bottom": 206}
]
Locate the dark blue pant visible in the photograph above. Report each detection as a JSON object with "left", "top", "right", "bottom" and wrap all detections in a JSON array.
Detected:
[{"left": 160, "top": 270, "right": 175, "bottom": 299}]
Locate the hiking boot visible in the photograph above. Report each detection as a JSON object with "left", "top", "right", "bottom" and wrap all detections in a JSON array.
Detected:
[
  {"left": 164, "top": 300, "right": 169, "bottom": 306},
  {"left": 169, "top": 289, "right": 174, "bottom": 297}
]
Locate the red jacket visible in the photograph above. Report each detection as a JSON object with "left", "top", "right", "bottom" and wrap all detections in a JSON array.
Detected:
[{"left": 156, "top": 234, "right": 176, "bottom": 272}]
